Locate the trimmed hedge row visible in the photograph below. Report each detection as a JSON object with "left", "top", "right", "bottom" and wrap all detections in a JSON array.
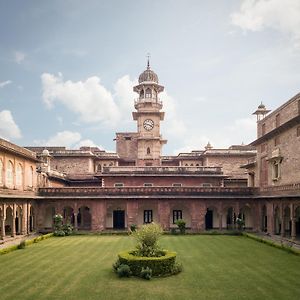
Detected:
[
  {"left": 0, "top": 233, "right": 54, "bottom": 255},
  {"left": 242, "top": 232, "right": 300, "bottom": 256},
  {"left": 118, "top": 250, "right": 177, "bottom": 276}
]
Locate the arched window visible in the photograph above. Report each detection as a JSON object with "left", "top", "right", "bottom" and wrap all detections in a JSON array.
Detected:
[
  {"left": 0, "top": 159, "right": 3, "bottom": 185},
  {"left": 16, "top": 163, "right": 23, "bottom": 188},
  {"left": 6, "top": 160, "right": 14, "bottom": 187},
  {"left": 140, "top": 90, "right": 144, "bottom": 99},
  {"left": 147, "top": 147, "right": 151, "bottom": 155},
  {"left": 28, "top": 166, "right": 34, "bottom": 187},
  {"left": 145, "top": 88, "right": 151, "bottom": 98}
]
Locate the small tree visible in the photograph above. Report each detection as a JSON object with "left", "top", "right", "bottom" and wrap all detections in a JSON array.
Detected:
[
  {"left": 53, "top": 214, "right": 73, "bottom": 236},
  {"left": 132, "top": 223, "right": 163, "bottom": 257},
  {"left": 175, "top": 219, "right": 186, "bottom": 234},
  {"left": 236, "top": 217, "right": 245, "bottom": 231}
]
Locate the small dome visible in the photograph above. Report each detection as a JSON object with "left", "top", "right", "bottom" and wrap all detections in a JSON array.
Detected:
[
  {"left": 42, "top": 149, "right": 50, "bottom": 156},
  {"left": 138, "top": 68, "right": 159, "bottom": 84},
  {"left": 258, "top": 102, "right": 266, "bottom": 109}
]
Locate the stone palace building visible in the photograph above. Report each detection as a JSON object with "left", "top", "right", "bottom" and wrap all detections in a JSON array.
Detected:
[{"left": 1, "top": 62, "right": 300, "bottom": 240}]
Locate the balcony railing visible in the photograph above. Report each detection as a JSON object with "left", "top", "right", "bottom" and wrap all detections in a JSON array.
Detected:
[
  {"left": 101, "top": 166, "right": 223, "bottom": 174},
  {"left": 260, "top": 183, "right": 300, "bottom": 195},
  {"left": 38, "top": 186, "right": 256, "bottom": 197}
]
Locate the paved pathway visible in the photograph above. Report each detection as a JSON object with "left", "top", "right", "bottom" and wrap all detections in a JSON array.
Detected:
[{"left": 0, "top": 233, "right": 41, "bottom": 249}]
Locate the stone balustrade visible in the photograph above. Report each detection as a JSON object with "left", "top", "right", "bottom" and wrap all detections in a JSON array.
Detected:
[{"left": 38, "top": 186, "right": 257, "bottom": 197}]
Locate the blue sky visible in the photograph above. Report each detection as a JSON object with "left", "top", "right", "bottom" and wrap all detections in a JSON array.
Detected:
[{"left": 1, "top": 0, "right": 300, "bottom": 154}]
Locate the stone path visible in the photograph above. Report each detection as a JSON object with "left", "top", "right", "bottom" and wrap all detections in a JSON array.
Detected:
[
  {"left": 252, "top": 232, "right": 300, "bottom": 251},
  {"left": 0, "top": 233, "right": 41, "bottom": 249}
]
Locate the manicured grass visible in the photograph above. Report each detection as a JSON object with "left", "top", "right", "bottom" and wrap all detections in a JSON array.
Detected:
[{"left": 0, "top": 235, "right": 299, "bottom": 300}]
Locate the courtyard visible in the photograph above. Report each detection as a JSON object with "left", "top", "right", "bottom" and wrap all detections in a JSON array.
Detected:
[{"left": 0, "top": 235, "right": 299, "bottom": 300}]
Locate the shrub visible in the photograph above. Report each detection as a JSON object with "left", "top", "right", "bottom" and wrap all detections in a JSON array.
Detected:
[
  {"left": 140, "top": 267, "right": 152, "bottom": 280},
  {"left": 117, "top": 264, "right": 132, "bottom": 278},
  {"left": 54, "top": 230, "right": 65, "bottom": 237},
  {"left": 17, "top": 240, "right": 26, "bottom": 249},
  {"left": 175, "top": 219, "right": 186, "bottom": 234},
  {"left": 132, "top": 223, "right": 163, "bottom": 257},
  {"left": 130, "top": 224, "right": 137, "bottom": 232},
  {"left": 236, "top": 218, "right": 245, "bottom": 231},
  {"left": 172, "top": 262, "right": 183, "bottom": 275},
  {"left": 112, "top": 259, "right": 121, "bottom": 272},
  {"left": 62, "top": 224, "right": 73, "bottom": 236},
  {"left": 118, "top": 250, "right": 177, "bottom": 277}
]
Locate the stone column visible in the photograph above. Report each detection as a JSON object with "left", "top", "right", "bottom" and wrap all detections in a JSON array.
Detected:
[
  {"left": 11, "top": 204, "right": 16, "bottom": 237},
  {"left": 291, "top": 217, "right": 296, "bottom": 240},
  {"left": 280, "top": 206, "right": 285, "bottom": 237},
  {"left": 21, "top": 203, "right": 28, "bottom": 235},
  {"left": 190, "top": 201, "right": 205, "bottom": 232},
  {"left": 0, "top": 218, "right": 5, "bottom": 239},
  {"left": 74, "top": 213, "right": 78, "bottom": 231},
  {"left": 219, "top": 214, "right": 223, "bottom": 230},
  {"left": 267, "top": 203, "right": 275, "bottom": 235}
]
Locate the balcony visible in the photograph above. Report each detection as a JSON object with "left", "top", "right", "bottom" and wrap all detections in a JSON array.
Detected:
[
  {"left": 259, "top": 182, "right": 300, "bottom": 196},
  {"left": 38, "top": 186, "right": 256, "bottom": 198},
  {"left": 101, "top": 166, "right": 223, "bottom": 175}
]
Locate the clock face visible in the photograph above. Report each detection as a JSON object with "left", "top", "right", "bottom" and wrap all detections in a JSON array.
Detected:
[{"left": 143, "top": 119, "right": 154, "bottom": 131}]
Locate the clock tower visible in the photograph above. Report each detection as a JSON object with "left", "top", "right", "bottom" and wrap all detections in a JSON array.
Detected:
[{"left": 132, "top": 60, "right": 167, "bottom": 166}]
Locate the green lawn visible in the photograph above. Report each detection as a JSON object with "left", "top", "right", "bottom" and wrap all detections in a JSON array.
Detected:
[{"left": 0, "top": 235, "right": 299, "bottom": 300}]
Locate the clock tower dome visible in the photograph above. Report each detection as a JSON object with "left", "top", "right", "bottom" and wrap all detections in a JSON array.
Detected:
[{"left": 132, "top": 59, "right": 167, "bottom": 166}]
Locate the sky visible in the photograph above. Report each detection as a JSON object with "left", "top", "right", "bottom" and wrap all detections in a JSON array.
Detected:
[{"left": 0, "top": 0, "right": 300, "bottom": 155}]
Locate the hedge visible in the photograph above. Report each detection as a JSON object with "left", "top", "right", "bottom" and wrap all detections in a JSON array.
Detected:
[
  {"left": 0, "top": 233, "right": 54, "bottom": 255},
  {"left": 242, "top": 232, "right": 300, "bottom": 256},
  {"left": 118, "top": 250, "right": 177, "bottom": 276}
]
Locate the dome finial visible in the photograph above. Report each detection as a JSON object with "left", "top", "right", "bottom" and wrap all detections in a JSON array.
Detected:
[{"left": 146, "top": 52, "right": 151, "bottom": 70}]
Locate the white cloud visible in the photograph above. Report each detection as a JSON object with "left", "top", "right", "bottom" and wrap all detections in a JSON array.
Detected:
[
  {"left": 45, "top": 131, "right": 81, "bottom": 147},
  {"left": 34, "top": 130, "right": 102, "bottom": 150},
  {"left": 113, "top": 75, "right": 137, "bottom": 123},
  {"left": 0, "top": 80, "right": 12, "bottom": 88},
  {"left": 75, "top": 139, "right": 103, "bottom": 149},
  {"left": 231, "top": 0, "right": 300, "bottom": 46},
  {"left": 161, "top": 91, "right": 187, "bottom": 138},
  {"left": 41, "top": 73, "right": 121, "bottom": 127},
  {"left": 0, "top": 110, "right": 22, "bottom": 140},
  {"left": 14, "top": 51, "right": 26, "bottom": 64}
]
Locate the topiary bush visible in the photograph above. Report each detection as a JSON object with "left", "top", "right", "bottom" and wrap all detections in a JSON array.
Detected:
[
  {"left": 17, "top": 240, "right": 26, "bottom": 249},
  {"left": 132, "top": 222, "right": 163, "bottom": 257},
  {"left": 118, "top": 250, "right": 177, "bottom": 277}
]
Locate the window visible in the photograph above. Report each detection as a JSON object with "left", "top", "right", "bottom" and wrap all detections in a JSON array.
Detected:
[
  {"left": 140, "top": 90, "right": 144, "bottom": 99},
  {"left": 6, "top": 160, "right": 14, "bottom": 187},
  {"left": 172, "top": 183, "right": 182, "bottom": 187},
  {"left": 144, "top": 183, "right": 153, "bottom": 187},
  {"left": 97, "top": 164, "right": 102, "bottom": 172},
  {"left": 262, "top": 123, "right": 266, "bottom": 135},
  {"left": 297, "top": 126, "right": 300, "bottom": 137},
  {"left": 145, "top": 88, "right": 151, "bottom": 98},
  {"left": 272, "top": 161, "right": 280, "bottom": 181},
  {"left": 145, "top": 163, "right": 152, "bottom": 166},
  {"left": 16, "top": 163, "right": 23, "bottom": 188},
  {"left": 114, "top": 183, "right": 124, "bottom": 187},
  {"left": 144, "top": 210, "right": 153, "bottom": 223},
  {"left": 202, "top": 183, "right": 212, "bottom": 187},
  {"left": 0, "top": 159, "right": 3, "bottom": 185},
  {"left": 125, "top": 136, "right": 132, "bottom": 141},
  {"left": 274, "top": 136, "right": 280, "bottom": 146},
  {"left": 147, "top": 147, "right": 151, "bottom": 155},
  {"left": 173, "top": 210, "right": 182, "bottom": 224},
  {"left": 28, "top": 166, "right": 34, "bottom": 187},
  {"left": 275, "top": 114, "right": 280, "bottom": 127}
]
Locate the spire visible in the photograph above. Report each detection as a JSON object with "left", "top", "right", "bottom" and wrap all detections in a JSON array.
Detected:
[{"left": 146, "top": 53, "right": 150, "bottom": 70}]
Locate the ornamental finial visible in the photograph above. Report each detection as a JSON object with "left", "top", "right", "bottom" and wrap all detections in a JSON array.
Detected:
[{"left": 146, "top": 53, "right": 151, "bottom": 69}]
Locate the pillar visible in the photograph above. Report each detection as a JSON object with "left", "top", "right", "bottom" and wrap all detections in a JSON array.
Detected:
[
  {"left": 74, "top": 213, "right": 78, "bottom": 231},
  {"left": 219, "top": 214, "right": 223, "bottom": 230},
  {"left": 11, "top": 204, "right": 16, "bottom": 237},
  {"left": 281, "top": 208, "right": 285, "bottom": 237},
  {"left": 0, "top": 218, "right": 5, "bottom": 239},
  {"left": 22, "top": 203, "right": 28, "bottom": 235},
  {"left": 291, "top": 217, "right": 296, "bottom": 240}
]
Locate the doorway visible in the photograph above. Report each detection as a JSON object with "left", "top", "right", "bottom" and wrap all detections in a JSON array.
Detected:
[
  {"left": 113, "top": 210, "right": 125, "bottom": 229},
  {"left": 205, "top": 209, "right": 213, "bottom": 230}
]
